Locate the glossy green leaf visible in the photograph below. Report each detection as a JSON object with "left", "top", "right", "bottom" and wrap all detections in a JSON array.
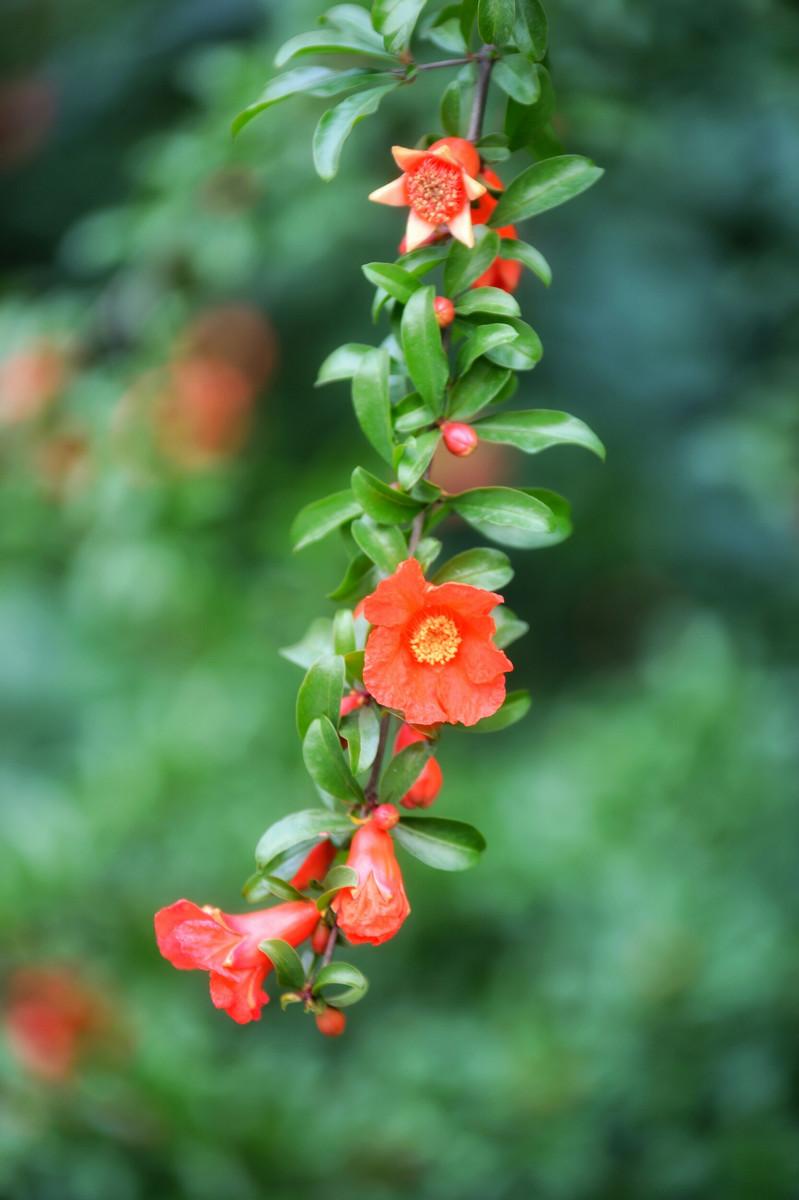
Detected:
[
  {"left": 232, "top": 67, "right": 380, "bottom": 135},
  {"left": 396, "top": 241, "right": 450, "bottom": 274},
  {"left": 492, "top": 605, "right": 529, "bottom": 649},
  {"left": 394, "top": 394, "right": 436, "bottom": 435},
  {"left": 514, "top": 0, "right": 548, "bottom": 59},
  {"left": 444, "top": 227, "right": 500, "bottom": 295},
  {"left": 343, "top": 702, "right": 380, "bottom": 773},
  {"left": 484, "top": 318, "right": 542, "bottom": 370},
  {"left": 456, "top": 322, "right": 518, "bottom": 374},
  {"left": 394, "top": 817, "right": 486, "bottom": 870},
  {"left": 315, "top": 342, "right": 375, "bottom": 386},
  {"left": 379, "top": 742, "right": 430, "bottom": 805},
  {"left": 518, "top": 487, "right": 572, "bottom": 547},
  {"left": 454, "top": 287, "right": 521, "bottom": 319},
  {"left": 471, "top": 688, "right": 531, "bottom": 732},
  {"left": 351, "top": 515, "right": 408, "bottom": 573},
  {"left": 451, "top": 485, "right": 558, "bottom": 548},
  {"left": 280, "top": 618, "right": 334, "bottom": 668},
  {"left": 401, "top": 286, "right": 449, "bottom": 415},
  {"left": 448, "top": 360, "right": 512, "bottom": 420},
  {"left": 291, "top": 489, "right": 361, "bottom": 551},
  {"left": 477, "top": 0, "right": 514, "bottom": 45},
  {"left": 491, "top": 155, "right": 604, "bottom": 225},
  {"left": 372, "top": 0, "right": 427, "bottom": 53},
  {"left": 396, "top": 430, "right": 440, "bottom": 490},
  {"left": 493, "top": 54, "right": 541, "bottom": 104},
  {"left": 423, "top": 5, "right": 468, "bottom": 55},
  {"left": 255, "top": 809, "right": 353, "bottom": 873},
  {"left": 275, "top": 30, "right": 399, "bottom": 68},
  {"left": 296, "top": 654, "right": 345, "bottom": 739},
  {"left": 315, "top": 865, "right": 359, "bottom": 910},
  {"left": 333, "top": 609, "right": 356, "bottom": 656},
  {"left": 414, "top": 536, "right": 443, "bottom": 572},
  {"left": 322, "top": 4, "right": 384, "bottom": 39},
  {"left": 497, "top": 237, "right": 551, "bottom": 286},
  {"left": 440, "top": 77, "right": 463, "bottom": 136},
  {"left": 362, "top": 262, "right": 422, "bottom": 304},
  {"left": 351, "top": 466, "right": 425, "bottom": 524},
  {"left": 259, "top": 939, "right": 305, "bottom": 991},
  {"left": 432, "top": 547, "right": 513, "bottom": 589},
  {"left": 313, "top": 83, "right": 398, "bottom": 180},
  {"left": 303, "top": 717, "right": 365, "bottom": 803},
  {"left": 312, "top": 961, "right": 369, "bottom": 1007},
  {"left": 327, "top": 554, "right": 375, "bottom": 603},
  {"left": 352, "top": 347, "right": 394, "bottom": 463},
  {"left": 257, "top": 875, "right": 306, "bottom": 902},
  {"left": 475, "top": 409, "right": 605, "bottom": 458}
]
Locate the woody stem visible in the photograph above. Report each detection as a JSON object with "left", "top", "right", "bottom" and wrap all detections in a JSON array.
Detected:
[
  {"left": 414, "top": 56, "right": 474, "bottom": 71},
  {"left": 364, "top": 711, "right": 392, "bottom": 805},
  {"left": 467, "top": 47, "right": 496, "bottom": 142}
]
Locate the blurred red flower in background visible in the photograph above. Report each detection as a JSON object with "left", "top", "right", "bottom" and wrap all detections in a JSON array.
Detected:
[{"left": 4, "top": 967, "right": 111, "bottom": 1083}]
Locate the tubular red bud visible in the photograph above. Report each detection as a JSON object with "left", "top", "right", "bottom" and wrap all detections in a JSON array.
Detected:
[
  {"left": 315, "top": 1006, "right": 346, "bottom": 1037},
  {"left": 311, "top": 923, "right": 331, "bottom": 956},
  {"left": 339, "top": 690, "right": 367, "bottom": 718},
  {"left": 441, "top": 421, "right": 478, "bottom": 457},
  {"left": 433, "top": 296, "right": 455, "bottom": 328},
  {"left": 372, "top": 803, "right": 400, "bottom": 831}
]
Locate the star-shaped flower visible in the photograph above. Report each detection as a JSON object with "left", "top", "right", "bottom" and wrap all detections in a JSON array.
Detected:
[{"left": 369, "top": 143, "right": 487, "bottom": 251}]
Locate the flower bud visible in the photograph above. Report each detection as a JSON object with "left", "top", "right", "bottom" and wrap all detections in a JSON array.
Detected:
[
  {"left": 312, "top": 923, "right": 331, "bottom": 956},
  {"left": 433, "top": 296, "right": 455, "bottom": 329},
  {"left": 441, "top": 421, "right": 478, "bottom": 457},
  {"left": 315, "top": 1006, "right": 346, "bottom": 1037},
  {"left": 372, "top": 803, "right": 399, "bottom": 832},
  {"left": 339, "top": 690, "right": 367, "bottom": 718}
]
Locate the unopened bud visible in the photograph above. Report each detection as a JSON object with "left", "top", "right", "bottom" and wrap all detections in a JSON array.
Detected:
[
  {"left": 315, "top": 1006, "right": 347, "bottom": 1037},
  {"left": 433, "top": 296, "right": 455, "bottom": 328},
  {"left": 340, "top": 690, "right": 367, "bottom": 718},
  {"left": 312, "top": 923, "right": 331, "bottom": 955},
  {"left": 441, "top": 421, "right": 478, "bottom": 457},
  {"left": 372, "top": 803, "right": 400, "bottom": 832}
]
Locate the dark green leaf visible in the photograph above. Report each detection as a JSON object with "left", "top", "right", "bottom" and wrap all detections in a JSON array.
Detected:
[
  {"left": 394, "top": 394, "right": 436, "bottom": 435},
  {"left": 379, "top": 742, "right": 430, "bottom": 805},
  {"left": 497, "top": 237, "right": 551, "bottom": 286},
  {"left": 352, "top": 347, "right": 394, "bottom": 462},
  {"left": 396, "top": 241, "right": 450, "bottom": 274},
  {"left": 476, "top": 131, "right": 511, "bottom": 163},
  {"left": 394, "top": 816, "right": 486, "bottom": 870},
  {"left": 296, "top": 654, "right": 345, "bottom": 739},
  {"left": 491, "top": 155, "right": 604, "bottom": 226},
  {"left": 454, "top": 287, "right": 521, "bottom": 318},
  {"left": 280, "top": 618, "right": 334, "bottom": 668},
  {"left": 362, "top": 262, "right": 423, "bottom": 304},
  {"left": 451, "top": 485, "right": 558, "bottom": 548},
  {"left": 432, "top": 547, "right": 513, "bottom": 589},
  {"left": 275, "top": 30, "right": 399, "bottom": 68},
  {"left": 232, "top": 67, "right": 377, "bottom": 135},
  {"left": 440, "top": 78, "right": 463, "bottom": 136},
  {"left": 475, "top": 409, "right": 605, "bottom": 458},
  {"left": 483, "top": 317, "right": 542, "bottom": 370},
  {"left": 514, "top": 0, "right": 548, "bottom": 59},
  {"left": 316, "top": 342, "right": 375, "bottom": 386},
  {"left": 477, "top": 0, "right": 514, "bottom": 45},
  {"left": 351, "top": 515, "right": 408, "bottom": 572},
  {"left": 315, "top": 865, "right": 359, "bottom": 910},
  {"left": 313, "top": 84, "right": 398, "bottom": 180},
  {"left": 328, "top": 553, "right": 376, "bottom": 602},
  {"left": 343, "top": 702, "right": 380, "bottom": 773},
  {"left": 291, "top": 489, "right": 362, "bottom": 551},
  {"left": 259, "top": 939, "right": 305, "bottom": 990},
  {"left": 456, "top": 322, "right": 518, "bottom": 374},
  {"left": 303, "top": 717, "right": 365, "bottom": 803},
  {"left": 256, "top": 809, "right": 353, "bottom": 872},
  {"left": 372, "top": 0, "right": 427, "bottom": 53},
  {"left": 493, "top": 54, "right": 541, "bottom": 104},
  {"left": 396, "top": 430, "right": 440, "bottom": 490},
  {"left": 518, "top": 487, "right": 572, "bottom": 547},
  {"left": 492, "top": 606, "right": 529, "bottom": 649},
  {"left": 351, "top": 466, "right": 425, "bottom": 524},
  {"left": 312, "top": 961, "right": 369, "bottom": 1006},
  {"left": 401, "top": 286, "right": 449, "bottom": 415},
  {"left": 471, "top": 688, "right": 531, "bottom": 732},
  {"left": 258, "top": 876, "right": 306, "bottom": 902},
  {"left": 448, "top": 360, "right": 512, "bottom": 420},
  {"left": 444, "top": 227, "right": 500, "bottom": 295}
]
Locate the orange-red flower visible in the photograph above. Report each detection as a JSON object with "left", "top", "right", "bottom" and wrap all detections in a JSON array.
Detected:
[
  {"left": 290, "top": 839, "right": 337, "bottom": 890},
  {"left": 470, "top": 168, "right": 522, "bottom": 294},
  {"left": 362, "top": 558, "right": 512, "bottom": 726},
  {"left": 154, "top": 899, "right": 319, "bottom": 1024},
  {"left": 394, "top": 723, "right": 443, "bottom": 808},
  {"left": 331, "top": 819, "right": 410, "bottom": 946},
  {"left": 369, "top": 144, "right": 486, "bottom": 251}
]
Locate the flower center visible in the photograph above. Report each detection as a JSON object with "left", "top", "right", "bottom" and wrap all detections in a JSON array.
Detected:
[
  {"left": 409, "top": 613, "right": 461, "bottom": 666},
  {"left": 405, "top": 157, "right": 466, "bottom": 226}
]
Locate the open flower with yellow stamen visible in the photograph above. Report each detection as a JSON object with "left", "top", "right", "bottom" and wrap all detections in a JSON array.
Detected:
[{"left": 368, "top": 143, "right": 487, "bottom": 251}]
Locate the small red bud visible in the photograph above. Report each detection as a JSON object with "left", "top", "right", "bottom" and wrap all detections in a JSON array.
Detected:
[
  {"left": 433, "top": 296, "right": 455, "bottom": 328},
  {"left": 372, "top": 803, "right": 400, "bottom": 831},
  {"left": 312, "top": 923, "right": 331, "bottom": 955},
  {"left": 340, "top": 690, "right": 366, "bottom": 718},
  {"left": 441, "top": 421, "right": 478, "bottom": 457},
  {"left": 316, "top": 1006, "right": 346, "bottom": 1037}
]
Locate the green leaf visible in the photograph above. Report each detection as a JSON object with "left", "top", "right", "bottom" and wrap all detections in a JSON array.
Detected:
[
  {"left": 401, "top": 286, "right": 449, "bottom": 416},
  {"left": 491, "top": 155, "right": 604, "bottom": 226},
  {"left": 296, "top": 654, "right": 346, "bottom": 740},
  {"left": 475, "top": 409, "right": 605, "bottom": 458},
  {"left": 312, "top": 961, "right": 369, "bottom": 1007},
  {"left": 492, "top": 605, "right": 529, "bottom": 649},
  {"left": 232, "top": 67, "right": 373, "bottom": 135},
  {"left": 315, "top": 865, "right": 359, "bottom": 910},
  {"left": 344, "top": 650, "right": 366, "bottom": 685},
  {"left": 476, "top": 131, "right": 511, "bottom": 163},
  {"left": 257, "top": 876, "right": 306, "bottom": 902},
  {"left": 280, "top": 618, "right": 334, "bottom": 668},
  {"left": 493, "top": 54, "right": 541, "bottom": 104},
  {"left": 432, "top": 547, "right": 513, "bottom": 589},
  {"left": 483, "top": 318, "right": 542, "bottom": 370},
  {"left": 303, "top": 717, "right": 365, "bottom": 803},
  {"left": 497, "top": 237, "right": 551, "bottom": 286},
  {"left": 372, "top": 0, "right": 427, "bottom": 53},
  {"left": 514, "top": 0, "right": 548, "bottom": 59},
  {"left": 454, "top": 287, "right": 521, "bottom": 319},
  {"left": 379, "top": 742, "right": 430, "bottom": 805},
  {"left": 275, "top": 30, "right": 399, "bottom": 68},
  {"left": 313, "top": 84, "right": 398, "bottom": 180},
  {"left": 518, "top": 487, "right": 572, "bottom": 547},
  {"left": 396, "top": 430, "right": 440, "bottom": 490},
  {"left": 396, "top": 241, "right": 450, "bottom": 274},
  {"left": 477, "top": 0, "right": 515, "bottom": 45},
  {"left": 351, "top": 466, "right": 425, "bottom": 524},
  {"left": 333, "top": 609, "right": 356, "bottom": 656},
  {"left": 451, "top": 485, "right": 559, "bottom": 548},
  {"left": 448, "top": 360, "right": 512, "bottom": 421},
  {"left": 256, "top": 809, "right": 354, "bottom": 873},
  {"left": 471, "top": 688, "right": 531, "bottom": 732},
  {"left": 351, "top": 515, "right": 408, "bottom": 573},
  {"left": 316, "top": 343, "right": 375, "bottom": 386},
  {"left": 322, "top": 4, "right": 385, "bottom": 40},
  {"left": 456, "top": 322, "right": 518, "bottom": 375},
  {"left": 394, "top": 394, "right": 436, "bottom": 435},
  {"left": 259, "top": 939, "right": 305, "bottom": 991},
  {"left": 342, "top": 702, "right": 380, "bottom": 773},
  {"left": 291, "top": 489, "right": 362, "bottom": 551},
  {"left": 362, "top": 262, "right": 422, "bottom": 304},
  {"left": 328, "top": 554, "right": 375, "bottom": 603},
  {"left": 444, "top": 227, "right": 500, "bottom": 295},
  {"left": 440, "top": 77, "right": 463, "bottom": 136},
  {"left": 414, "top": 536, "right": 443, "bottom": 572},
  {"left": 423, "top": 5, "right": 469, "bottom": 55},
  {"left": 351, "top": 347, "right": 394, "bottom": 463},
  {"left": 394, "top": 817, "right": 486, "bottom": 870}
]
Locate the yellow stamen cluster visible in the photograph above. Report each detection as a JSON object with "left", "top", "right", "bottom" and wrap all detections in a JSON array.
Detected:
[
  {"left": 409, "top": 613, "right": 462, "bottom": 666},
  {"left": 406, "top": 158, "right": 465, "bottom": 225}
]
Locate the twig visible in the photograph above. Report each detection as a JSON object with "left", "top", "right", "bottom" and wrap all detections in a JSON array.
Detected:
[
  {"left": 415, "top": 56, "right": 474, "bottom": 72},
  {"left": 364, "top": 711, "right": 392, "bottom": 803},
  {"left": 467, "top": 48, "right": 496, "bottom": 143}
]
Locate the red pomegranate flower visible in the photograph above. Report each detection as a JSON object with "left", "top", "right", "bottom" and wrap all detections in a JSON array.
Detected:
[
  {"left": 394, "top": 723, "right": 443, "bottom": 808},
  {"left": 362, "top": 558, "right": 512, "bottom": 726},
  {"left": 332, "top": 819, "right": 410, "bottom": 945},
  {"left": 369, "top": 143, "right": 486, "bottom": 251},
  {"left": 470, "top": 167, "right": 523, "bottom": 294},
  {"left": 154, "top": 899, "right": 319, "bottom": 1024}
]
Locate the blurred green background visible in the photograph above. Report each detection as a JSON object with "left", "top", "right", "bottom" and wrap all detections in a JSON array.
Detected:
[{"left": 1, "top": 1, "right": 798, "bottom": 1197}]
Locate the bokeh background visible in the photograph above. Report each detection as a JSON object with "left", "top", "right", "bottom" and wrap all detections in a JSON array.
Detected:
[{"left": 2, "top": 1, "right": 798, "bottom": 1197}]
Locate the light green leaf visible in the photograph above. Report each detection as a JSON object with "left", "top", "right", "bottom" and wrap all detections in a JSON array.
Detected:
[
  {"left": 451, "top": 485, "right": 558, "bottom": 548},
  {"left": 396, "top": 430, "right": 440, "bottom": 490},
  {"left": 394, "top": 816, "right": 486, "bottom": 870},
  {"left": 333, "top": 609, "right": 357, "bottom": 656},
  {"left": 233, "top": 67, "right": 378, "bottom": 135},
  {"left": 280, "top": 618, "right": 334, "bottom": 668},
  {"left": 475, "top": 409, "right": 605, "bottom": 458},
  {"left": 296, "top": 654, "right": 345, "bottom": 740},
  {"left": 414, "top": 536, "right": 443, "bottom": 572},
  {"left": 394, "top": 394, "right": 436, "bottom": 435},
  {"left": 514, "top": 0, "right": 548, "bottom": 59},
  {"left": 483, "top": 317, "right": 542, "bottom": 370},
  {"left": 322, "top": 4, "right": 385, "bottom": 39},
  {"left": 327, "top": 553, "right": 376, "bottom": 602},
  {"left": 456, "top": 322, "right": 518, "bottom": 374},
  {"left": 313, "top": 83, "right": 398, "bottom": 180},
  {"left": 471, "top": 688, "right": 531, "bottom": 732},
  {"left": 316, "top": 342, "right": 375, "bottom": 386},
  {"left": 477, "top": 0, "right": 515, "bottom": 44},
  {"left": 315, "top": 865, "right": 359, "bottom": 910},
  {"left": 352, "top": 347, "right": 394, "bottom": 462},
  {"left": 351, "top": 466, "right": 425, "bottom": 524},
  {"left": 259, "top": 939, "right": 305, "bottom": 990},
  {"left": 291, "top": 489, "right": 361, "bottom": 551},
  {"left": 497, "top": 237, "right": 551, "bottom": 286},
  {"left": 493, "top": 54, "right": 541, "bottom": 104},
  {"left": 492, "top": 605, "right": 529, "bottom": 649},
  {"left": 303, "top": 717, "right": 365, "bottom": 803},
  {"left": 362, "top": 261, "right": 423, "bottom": 304},
  {"left": 255, "top": 809, "right": 354, "bottom": 872},
  {"left": 275, "top": 30, "right": 399, "bottom": 68},
  {"left": 343, "top": 702, "right": 380, "bottom": 773},
  {"left": 401, "top": 286, "right": 449, "bottom": 415},
  {"left": 454, "top": 287, "right": 521, "bottom": 319},
  {"left": 351, "top": 515, "right": 408, "bottom": 572},
  {"left": 312, "top": 961, "right": 369, "bottom": 1006},
  {"left": 518, "top": 487, "right": 572, "bottom": 547},
  {"left": 432, "top": 547, "right": 513, "bottom": 589},
  {"left": 372, "top": 0, "right": 427, "bottom": 53},
  {"left": 491, "top": 155, "right": 604, "bottom": 226}
]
